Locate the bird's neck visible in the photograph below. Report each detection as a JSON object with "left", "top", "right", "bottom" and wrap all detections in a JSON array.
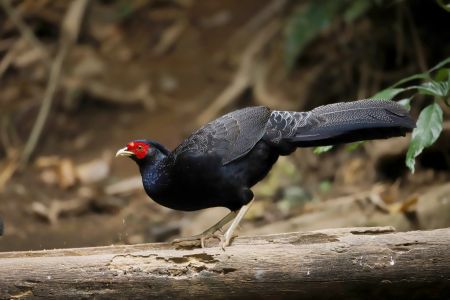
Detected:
[{"left": 138, "top": 152, "right": 172, "bottom": 199}]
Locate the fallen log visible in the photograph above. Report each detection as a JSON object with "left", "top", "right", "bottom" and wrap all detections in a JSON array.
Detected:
[{"left": 0, "top": 227, "right": 449, "bottom": 299}]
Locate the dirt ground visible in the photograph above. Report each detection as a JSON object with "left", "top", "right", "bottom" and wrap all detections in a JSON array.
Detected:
[{"left": 0, "top": 0, "right": 449, "bottom": 252}]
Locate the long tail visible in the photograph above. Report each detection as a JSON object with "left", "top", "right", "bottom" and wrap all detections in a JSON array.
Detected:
[{"left": 265, "top": 99, "right": 415, "bottom": 148}]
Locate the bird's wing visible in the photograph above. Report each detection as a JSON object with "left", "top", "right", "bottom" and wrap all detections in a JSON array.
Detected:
[{"left": 173, "top": 106, "right": 271, "bottom": 165}]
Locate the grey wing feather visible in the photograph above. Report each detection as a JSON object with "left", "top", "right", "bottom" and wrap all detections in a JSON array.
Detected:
[
  {"left": 173, "top": 106, "right": 271, "bottom": 165},
  {"left": 293, "top": 99, "right": 414, "bottom": 141},
  {"left": 264, "top": 111, "right": 312, "bottom": 143},
  {"left": 265, "top": 99, "right": 415, "bottom": 146}
]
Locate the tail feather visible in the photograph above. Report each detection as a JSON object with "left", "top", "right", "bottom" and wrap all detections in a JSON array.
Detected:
[{"left": 265, "top": 99, "right": 415, "bottom": 148}]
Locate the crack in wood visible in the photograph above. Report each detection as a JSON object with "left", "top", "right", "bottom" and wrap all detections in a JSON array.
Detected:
[
  {"left": 108, "top": 251, "right": 233, "bottom": 279},
  {"left": 350, "top": 227, "right": 396, "bottom": 235},
  {"left": 264, "top": 233, "right": 339, "bottom": 245}
]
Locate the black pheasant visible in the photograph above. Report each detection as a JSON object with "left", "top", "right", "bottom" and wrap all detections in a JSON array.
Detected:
[{"left": 116, "top": 99, "right": 415, "bottom": 247}]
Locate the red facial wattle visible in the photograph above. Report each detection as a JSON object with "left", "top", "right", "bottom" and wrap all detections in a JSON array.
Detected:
[{"left": 127, "top": 142, "right": 150, "bottom": 159}]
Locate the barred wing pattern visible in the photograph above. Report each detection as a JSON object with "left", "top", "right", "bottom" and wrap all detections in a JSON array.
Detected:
[
  {"left": 265, "top": 99, "right": 414, "bottom": 146},
  {"left": 173, "top": 106, "right": 271, "bottom": 165},
  {"left": 264, "top": 111, "right": 312, "bottom": 143}
]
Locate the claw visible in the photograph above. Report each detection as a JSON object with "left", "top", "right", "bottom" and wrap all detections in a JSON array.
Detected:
[
  {"left": 220, "top": 235, "right": 227, "bottom": 251},
  {"left": 171, "top": 210, "right": 239, "bottom": 249},
  {"left": 219, "top": 231, "right": 238, "bottom": 250},
  {"left": 219, "top": 199, "right": 253, "bottom": 250},
  {"left": 172, "top": 232, "right": 222, "bottom": 249}
]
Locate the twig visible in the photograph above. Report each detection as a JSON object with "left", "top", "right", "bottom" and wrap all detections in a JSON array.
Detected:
[
  {"left": 0, "top": 39, "right": 17, "bottom": 78},
  {"left": 153, "top": 18, "right": 188, "bottom": 56},
  {"left": 253, "top": 57, "right": 325, "bottom": 109},
  {"left": 31, "top": 197, "right": 92, "bottom": 225},
  {"left": 196, "top": 21, "right": 281, "bottom": 125},
  {"left": 229, "top": 0, "right": 287, "bottom": 49},
  {"left": 0, "top": 0, "right": 50, "bottom": 65},
  {"left": 0, "top": 150, "right": 18, "bottom": 192},
  {"left": 253, "top": 60, "right": 290, "bottom": 108},
  {"left": 20, "top": 0, "right": 89, "bottom": 167},
  {"left": 195, "top": 0, "right": 287, "bottom": 124},
  {"left": 63, "top": 77, "right": 156, "bottom": 109}
]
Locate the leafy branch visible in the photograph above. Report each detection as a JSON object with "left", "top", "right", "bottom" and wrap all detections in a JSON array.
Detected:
[
  {"left": 285, "top": 0, "right": 450, "bottom": 173},
  {"left": 314, "top": 57, "right": 450, "bottom": 172},
  {"left": 374, "top": 57, "right": 450, "bottom": 172}
]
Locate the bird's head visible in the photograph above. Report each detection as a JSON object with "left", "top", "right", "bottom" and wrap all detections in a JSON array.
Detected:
[{"left": 116, "top": 140, "right": 169, "bottom": 165}]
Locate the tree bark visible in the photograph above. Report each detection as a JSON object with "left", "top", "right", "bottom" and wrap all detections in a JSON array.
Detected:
[{"left": 0, "top": 227, "right": 449, "bottom": 299}]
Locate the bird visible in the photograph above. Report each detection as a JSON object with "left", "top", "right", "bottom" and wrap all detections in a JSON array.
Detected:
[{"left": 116, "top": 99, "right": 415, "bottom": 248}]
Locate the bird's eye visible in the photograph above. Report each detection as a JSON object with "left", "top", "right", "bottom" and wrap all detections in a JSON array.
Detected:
[{"left": 137, "top": 145, "right": 143, "bottom": 151}]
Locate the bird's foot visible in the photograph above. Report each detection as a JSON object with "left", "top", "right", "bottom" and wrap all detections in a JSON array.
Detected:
[
  {"left": 171, "top": 210, "right": 241, "bottom": 249},
  {"left": 172, "top": 230, "right": 223, "bottom": 249},
  {"left": 219, "top": 231, "right": 238, "bottom": 250}
]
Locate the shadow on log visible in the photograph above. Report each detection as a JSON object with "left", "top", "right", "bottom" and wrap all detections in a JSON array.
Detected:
[{"left": 0, "top": 227, "right": 449, "bottom": 299}]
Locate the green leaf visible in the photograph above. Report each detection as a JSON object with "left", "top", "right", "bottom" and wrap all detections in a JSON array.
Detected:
[
  {"left": 372, "top": 87, "right": 405, "bottom": 100},
  {"left": 434, "top": 68, "right": 450, "bottom": 81},
  {"left": 430, "top": 56, "right": 450, "bottom": 72},
  {"left": 375, "top": 57, "right": 450, "bottom": 93},
  {"left": 313, "top": 145, "right": 333, "bottom": 154},
  {"left": 284, "top": 1, "right": 344, "bottom": 70},
  {"left": 397, "top": 98, "right": 412, "bottom": 110},
  {"left": 343, "top": 1, "right": 373, "bottom": 23},
  {"left": 391, "top": 73, "right": 430, "bottom": 88},
  {"left": 414, "top": 81, "right": 450, "bottom": 97},
  {"left": 442, "top": 69, "right": 450, "bottom": 106},
  {"left": 431, "top": 69, "right": 450, "bottom": 107},
  {"left": 406, "top": 102, "right": 443, "bottom": 173},
  {"left": 345, "top": 141, "right": 365, "bottom": 152},
  {"left": 436, "top": 0, "right": 450, "bottom": 12}
]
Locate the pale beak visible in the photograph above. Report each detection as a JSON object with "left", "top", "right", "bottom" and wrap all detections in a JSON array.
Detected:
[{"left": 116, "top": 147, "right": 134, "bottom": 157}]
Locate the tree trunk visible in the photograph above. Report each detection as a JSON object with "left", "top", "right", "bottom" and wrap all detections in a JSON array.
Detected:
[{"left": 0, "top": 227, "right": 449, "bottom": 299}]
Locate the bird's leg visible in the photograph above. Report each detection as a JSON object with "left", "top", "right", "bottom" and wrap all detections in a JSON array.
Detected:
[
  {"left": 172, "top": 210, "right": 237, "bottom": 247},
  {"left": 221, "top": 198, "right": 254, "bottom": 249}
]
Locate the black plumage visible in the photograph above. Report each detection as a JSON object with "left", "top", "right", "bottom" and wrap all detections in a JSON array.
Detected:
[{"left": 117, "top": 99, "right": 415, "bottom": 247}]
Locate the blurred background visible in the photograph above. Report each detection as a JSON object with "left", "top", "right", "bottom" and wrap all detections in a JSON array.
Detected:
[{"left": 0, "top": 0, "right": 449, "bottom": 252}]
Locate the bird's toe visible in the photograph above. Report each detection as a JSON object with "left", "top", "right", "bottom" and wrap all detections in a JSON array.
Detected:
[
  {"left": 172, "top": 232, "right": 222, "bottom": 249},
  {"left": 219, "top": 232, "right": 238, "bottom": 250}
]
